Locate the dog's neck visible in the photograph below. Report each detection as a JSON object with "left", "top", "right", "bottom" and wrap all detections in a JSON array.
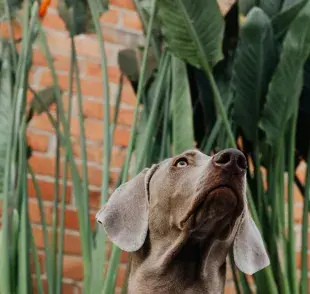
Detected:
[{"left": 128, "top": 230, "right": 235, "bottom": 294}]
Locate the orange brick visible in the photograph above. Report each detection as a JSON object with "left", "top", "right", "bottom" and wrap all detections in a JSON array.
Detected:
[
  {"left": 32, "top": 226, "right": 82, "bottom": 255},
  {"left": 27, "top": 131, "right": 50, "bottom": 153},
  {"left": 30, "top": 251, "right": 45, "bottom": 274},
  {"left": 70, "top": 117, "right": 131, "bottom": 146},
  {"left": 30, "top": 113, "right": 56, "bottom": 133},
  {"left": 45, "top": 31, "right": 71, "bottom": 55},
  {"left": 224, "top": 282, "right": 236, "bottom": 294},
  {"left": 42, "top": 11, "right": 66, "bottom": 31},
  {"left": 28, "top": 199, "right": 97, "bottom": 231},
  {"left": 88, "top": 189, "right": 101, "bottom": 209},
  {"left": 116, "top": 264, "right": 127, "bottom": 288},
  {"left": 33, "top": 278, "right": 77, "bottom": 294},
  {"left": 121, "top": 84, "right": 136, "bottom": 106},
  {"left": 71, "top": 141, "right": 126, "bottom": 167},
  {"left": 0, "top": 20, "right": 22, "bottom": 40},
  {"left": 38, "top": 70, "right": 70, "bottom": 91},
  {"left": 28, "top": 155, "right": 71, "bottom": 179},
  {"left": 80, "top": 79, "right": 105, "bottom": 97},
  {"left": 294, "top": 204, "right": 310, "bottom": 224},
  {"left": 284, "top": 183, "right": 304, "bottom": 204},
  {"left": 82, "top": 100, "right": 134, "bottom": 126},
  {"left": 110, "top": 0, "right": 136, "bottom": 10},
  {"left": 32, "top": 48, "right": 84, "bottom": 73},
  {"left": 296, "top": 252, "right": 310, "bottom": 269},
  {"left": 74, "top": 37, "right": 100, "bottom": 59},
  {"left": 296, "top": 161, "right": 306, "bottom": 184},
  {"left": 100, "top": 8, "right": 120, "bottom": 25},
  {"left": 122, "top": 11, "right": 143, "bottom": 31},
  {"left": 27, "top": 178, "right": 71, "bottom": 203},
  {"left": 84, "top": 63, "right": 123, "bottom": 84},
  {"left": 62, "top": 255, "right": 84, "bottom": 280}
]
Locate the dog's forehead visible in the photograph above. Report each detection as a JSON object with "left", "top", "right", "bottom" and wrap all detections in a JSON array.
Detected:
[{"left": 157, "top": 149, "right": 210, "bottom": 169}]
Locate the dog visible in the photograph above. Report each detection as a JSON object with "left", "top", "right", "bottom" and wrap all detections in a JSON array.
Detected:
[{"left": 96, "top": 148, "right": 270, "bottom": 293}]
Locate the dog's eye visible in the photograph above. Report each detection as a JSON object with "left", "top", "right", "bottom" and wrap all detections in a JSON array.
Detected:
[{"left": 174, "top": 158, "right": 188, "bottom": 168}]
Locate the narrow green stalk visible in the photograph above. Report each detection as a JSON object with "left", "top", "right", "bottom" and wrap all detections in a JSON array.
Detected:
[
  {"left": 111, "top": 74, "right": 124, "bottom": 139},
  {"left": 18, "top": 117, "right": 30, "bottom": 294},
  {"left": 86, "top": 0, "right": 111, "bottom": 206},
  {"left": 287, "top": 107, "right": 298, "bottom": 294},
  {"left": 103, "top": 246, "right": 122, "bottom": 293},
  {"left": 30, "top": 223, "right": 44, "bottom": 294},
  {"left": 299, "top": 145, "right": 310, "bottom": 293},
  {"left": 136, "top": 52, "right": 170, "bottom": 171},
  {"left": 50, "top": 117, "right": 61, "bottom": 293},
  {"left": 133, "top": 0, "right": 161, "bottom": 61},
  {"left": 121, "top": 259, "right": 132, "bottom": 294},
  {"left": 103, "top": 2, "right": 159, "bottom": 291},
  {"left": 4, "top": 0, "right": 17, "bottom": 67},
  {"left": 203, "top": 95, "right": 233, "bottom": 154},
  {"left": 253, "top": 139, "right": 263, "bottom": 221},
  {"left": 56, "top": 37, "right": 75, "bottom": 294},
  {"left": 28, "top": 165, "right": 53, "bottom": 293},
  {"left": 238, "top": 273, "right": 252, "bottom": 294},
  {"left": 229, "top": 252, "right": 241, "bottom": 294},
  {"left": 70, "top": 35, "right": 91, "bottom": 259},
  {"left": 38, "top": 24, "right": 92, "bottom": 294},
  {"left": 121, "top": 0, "right": 158, "bottom": 183},
  {"left": 160, "top": 81, "right": 171, "bottom": 160},
  {"left": 200, "top": 62, "right": 235, "bottom": 148}
]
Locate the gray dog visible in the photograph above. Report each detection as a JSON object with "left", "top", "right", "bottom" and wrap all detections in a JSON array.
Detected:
[{"left": 96, "top": 148, "right": 270, "bottom": 293}]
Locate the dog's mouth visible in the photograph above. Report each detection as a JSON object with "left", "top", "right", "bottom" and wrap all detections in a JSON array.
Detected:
[{"left": 180, "top": 185, "right": 241, "bottom": 232}]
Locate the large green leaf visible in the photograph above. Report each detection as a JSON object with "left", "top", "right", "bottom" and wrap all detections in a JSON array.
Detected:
[
  {"left": 157, "top": 0, "right": 224, "bottom": 69},
  {"left": 233, "top": 7, "right": 276, "bottom": 142},
  {"left": 259, "top": 0, "right": 282, "bottom": 17},
  {"left": 171, "top": 56, "right": 194, "bottom": 154},
  {"left": 272, "top": 0, "right": 307, "bottom": 39},
  {"left": 259, "top": 1, "right": 310, "bottom": 146}
]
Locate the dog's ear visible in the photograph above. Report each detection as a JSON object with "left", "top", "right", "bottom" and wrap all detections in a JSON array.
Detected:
[
  {"left": 233, "top": 209, "right": 270, "bottom": 275},
  {"left": 96, "top": 167, "right": 156, "bottom": 252}
]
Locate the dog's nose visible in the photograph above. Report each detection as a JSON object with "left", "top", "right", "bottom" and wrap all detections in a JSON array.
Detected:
[{"left": 213, "top": 148, "right": 247, "bottom": 173}]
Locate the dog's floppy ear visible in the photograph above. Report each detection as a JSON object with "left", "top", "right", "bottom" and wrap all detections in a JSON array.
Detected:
[
  {"left": 96, "top": 167, "right": 156, "bottom": 252},
  {"left": 233, "top": 209, "right": 270, "bottom": 275}
]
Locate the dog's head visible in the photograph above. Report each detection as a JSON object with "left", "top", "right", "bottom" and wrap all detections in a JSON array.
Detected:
[{"left": 96, "top": 148, "right": 270, "bottom": 275}]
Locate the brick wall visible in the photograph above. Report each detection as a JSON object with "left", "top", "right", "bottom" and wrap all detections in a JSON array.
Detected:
[
  {"left": 27, "top": 1, "right": 141, "bottom": 292},
  {"left": 1, "top": 1, "right": 309, "bottom": 293}
]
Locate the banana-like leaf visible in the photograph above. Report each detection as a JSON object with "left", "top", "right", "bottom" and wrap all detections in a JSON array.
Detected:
[
  {"left": 171, "top": 56, "right": 194, "bottom": 154},
  {"left": 259, "top": 0, "right": 282, "bottom": 17},
  {"left": 260, "top": 1, "right": 310, "bottom": 146},
  {"left": 233, "top": 7, "right": 276, "bottom": 142},
  {"left": 272, "top": 0, "right": 307, "bottom": 39},
  {"left": 157, "top": 0, "right": 224, "bottom": 69},
  {"left": 239, "top": 0, "right": 256, "bottom": 15}
]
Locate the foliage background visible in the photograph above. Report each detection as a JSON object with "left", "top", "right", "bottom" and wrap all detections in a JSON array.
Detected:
[{"left": 0, "top": 0, "right": 309, "bottom": 294}]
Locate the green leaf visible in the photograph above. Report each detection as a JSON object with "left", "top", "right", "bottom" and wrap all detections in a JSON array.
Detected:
[
  {"left": 118, "top": 49, "right": 140, "bottom": 83},
  {"left": 259, "top": 1, "right": 310, "bottom": 146},
  {"left": 29, "top": 86, "right": 58, "bottom": 115},
  {"left": 171, "top": 56, "right": 194, "bottom": 154},
  {"left": 233, "top": 7, "right": 277, "bottom": 142},
  {"left": 239, "top": 0, "right": 256, "bottom": 15},
  {"left": 58, "top": 0, "right": 109, "bottom": 35},
  {"left": 272, "top": 0, "right": 307, "bottom": 39},
  {"left": 0, "top": 41, "right": 13, "bottom": 194},
  {"left": 157, "top": 0, "right": 224, "bottom": 68},
  {"left": 259, "top": 0, "right": 282, "bottom": 17}
]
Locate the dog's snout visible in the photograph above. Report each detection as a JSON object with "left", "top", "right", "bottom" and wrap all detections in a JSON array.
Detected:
[{"left": 213, "top": 148, "right": 247, "bottom": 173}]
